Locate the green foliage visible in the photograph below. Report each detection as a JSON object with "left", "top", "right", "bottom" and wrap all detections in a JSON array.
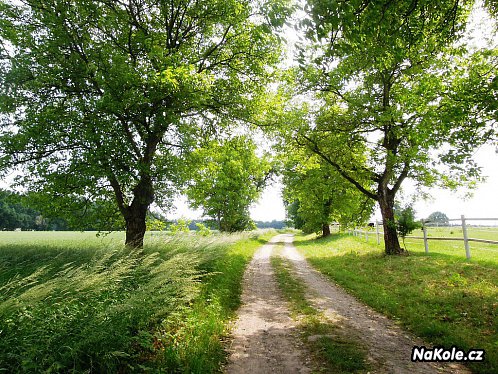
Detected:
[
  {"left": 185, "top": 136, "right": 271, "bottom": 232},
  {"left": 284, "top": 0, "right": 497, "bottom": 253},
  {"left": 25, "top": 191, "right": 125, "bottom": 231},
  {"left": 0, "top": 0, "right": 289, "bottom": 245},
  {"left": 146, "top": 217, "right": 167, "bottom": 231},
  {"left": 195, "top": 222, "right": 211, "bottom": 236},
  {"left": 285, "top": 200, "right": 306, "bottom": 230},
  {"left": 281, "top": 147, "right": 374, "bottom": 235},
  {"left": 0, "top": 189, "right": 41, "bottom": 230},
  {"left": 427, "top": 211, "right": 450, "bottom": 225},
  {"left": 169, "top": 218, "right": 191, "bottom": 234},
  {"left": 484, "top": 0, "right": 498, "bottom": 18},
  {"left": 394, "top": 204, "right": 422, "bottom": 248},
  {"left": 0, "top": 230, "right": 274, "bottom": 372},
  {"left": 254, "top": 219, "right": 287, "bottom": 229},
  {"left": 0, "top": 189, "right": 118, "bottom": 231}
]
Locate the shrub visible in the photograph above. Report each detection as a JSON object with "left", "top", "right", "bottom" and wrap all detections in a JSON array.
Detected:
[
  {"left": 196, "top": 222, "right": 211, "bottom": 236},
  {"left": 395, "top": 205, "right": 421, "bottom": 249}
]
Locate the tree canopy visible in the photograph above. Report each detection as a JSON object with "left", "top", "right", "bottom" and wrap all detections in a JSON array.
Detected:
[
  {"left": 281, "top": 146, "right": 373, "bottom": 237},
  {"left": 394, "top": 203, "right": 421, "bottom": 249},
  {"left": 184, "top": 136, "right": 271, "bottom": 232},
  {"left": 0, "top": 189, "right": 41, "bottom": 230},
  {"left": 287, "top": 0, "right": 496, "bottom": 254},
  {"left": 427, "top": 211, "right": 450, "bottom": 225},
  {"left": 0, "top": 0, "right": 290, "bottom": 247},
  {"left": 0, "top": 0, "right": 496, "bottom": 252}
]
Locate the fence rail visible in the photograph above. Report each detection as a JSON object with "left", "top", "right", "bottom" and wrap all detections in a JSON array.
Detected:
[{"left": 350, "top": 215, "right": 498, "bottom": 259}]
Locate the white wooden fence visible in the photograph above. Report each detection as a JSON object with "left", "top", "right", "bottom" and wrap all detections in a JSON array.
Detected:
[{"left": 350, "top": 215, "right": 498, "bottom": 260}]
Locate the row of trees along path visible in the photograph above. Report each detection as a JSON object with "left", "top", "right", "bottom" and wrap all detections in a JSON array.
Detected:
[{"left": 1, "top": 1, "right": 496, "bottom": 252}]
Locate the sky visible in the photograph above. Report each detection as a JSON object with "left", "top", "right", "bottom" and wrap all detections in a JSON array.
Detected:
[
  {"left": 406, "top": 144, "right": 498, "bottom": 222},
  {"left": 1, "top": 1, "right": 496, "bottom": 225},
  {"left": 171, "top": 143, "right": 498, "bottom": 223},
  {"left": 171, "top": 2, "right": 498, "bottom": 224}
]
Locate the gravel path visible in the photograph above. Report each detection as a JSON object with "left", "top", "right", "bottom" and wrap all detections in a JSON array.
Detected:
[
  {"left": 280, "top": 233, "right": 471, "bottom": 374},
  {"left": 226, "top": 234, "right": 471, "bottom": 373},
  {"left": 225, "top": 235, "right": 312, "bottom": 374}
]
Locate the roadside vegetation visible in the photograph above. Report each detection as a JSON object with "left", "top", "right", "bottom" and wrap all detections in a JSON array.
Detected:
[
  {"left": 0, "top": 230, "right": 275, "bottom": 373},
  {"left": 271, "top": 246, "right": 371, "bottom": 373},
  {"left": 295, "top": 233, "right": 498, "bottom": 374}
]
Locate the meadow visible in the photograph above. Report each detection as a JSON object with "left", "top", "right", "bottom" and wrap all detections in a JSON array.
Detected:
[
  {"left": 295, "top": 233, "right": 498, "bottom": 374},
  {"left": 0, "top": 230, "right": 275, "bottom": 373},
  {"left": 354, "top": 225, "right": 498, "bottom": 262}
]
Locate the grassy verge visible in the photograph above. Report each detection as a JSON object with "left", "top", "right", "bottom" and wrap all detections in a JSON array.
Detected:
[
  {"left": 270, "top": 247, "right": 371, "bottom": 373},
  {"left": 295, "top": 233, "right": 498, "bottom": 374},
  {"left": 157, "top": 230, "right": 276, "bottom": 372},
  {"left": 0, "top": 230, "right": 275, "bottom": 373},
  {"left": 355, "top": 227, "right": 498, "bottom": 263}
]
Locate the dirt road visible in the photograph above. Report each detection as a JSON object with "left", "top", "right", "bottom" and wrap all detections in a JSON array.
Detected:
[
  {"left": 225, "top": 235, "right": 312, "bottom": 374},
  {"left": 226, "top": 234, "right": 470, "bottom": 374}
]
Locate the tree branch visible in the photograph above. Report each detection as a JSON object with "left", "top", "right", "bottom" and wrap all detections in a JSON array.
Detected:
[
  {"left": 297, "top": 134, "right": 377, "bottom": 200},
  {"left": 107, "top": 172, "right": 128, "bottom": 217},
  {"left": 391, "top": 161, "right": 410, "bottom": 194}
]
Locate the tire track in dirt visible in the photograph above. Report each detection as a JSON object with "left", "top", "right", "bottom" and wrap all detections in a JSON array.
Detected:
[
  {"left": 225, "top": 235, "right": 312, "bottom": 374},
  {"left": 280, "top": 234, "right": 471, "bottom": 374}
]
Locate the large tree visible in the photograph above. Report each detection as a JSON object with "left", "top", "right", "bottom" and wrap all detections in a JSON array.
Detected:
[
  {"left": 184, "top": 136, "right": 271, "bottom": 232},
  {"left": 0, "top": 0, "right": 290, "bottom": 247},
  {"left": 282, "top": 148, "right": 373, "bottom": 237},
  {"left": 291, "top": 0, "right": 496, "bottom": 254}
]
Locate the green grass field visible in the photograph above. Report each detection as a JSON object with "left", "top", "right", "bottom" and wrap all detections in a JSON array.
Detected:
[
  {"left": 295, "top": 233, "right": 498, "bottom": 374},
  {"left": 0, "top": 230, "right": 275, "bottom": 373},
  {"left": 354, "top": 225, "right": 498, "bottom": 262},
  {"left": 424, "top": 226, "right": 498, "bottom": 241}
]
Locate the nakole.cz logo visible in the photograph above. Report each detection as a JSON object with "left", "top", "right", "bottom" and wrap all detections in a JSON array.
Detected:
[{"left": 412, "top": 346, "right": 485, "bottom": 362}]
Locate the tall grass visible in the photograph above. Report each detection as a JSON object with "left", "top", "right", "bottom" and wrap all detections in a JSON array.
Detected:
[{"left": 0, "top": 230, "right": 274, "bottom": 372}]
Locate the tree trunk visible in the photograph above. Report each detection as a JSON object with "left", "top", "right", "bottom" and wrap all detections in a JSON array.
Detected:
[
  {"left": 322, "top": 223, "right": 331, "bottom": 237},
  {"left": 125, "top": 207, "right": 147, "bottom": 248},
  {"left": 321, "top": 198, "right": 333, "bottom": 237},
  {"left": 124, "top": 176, "right": 154, "bottom": 249},
  {"left": 378, "top": 188, "right": 404, "bottom": 255}
]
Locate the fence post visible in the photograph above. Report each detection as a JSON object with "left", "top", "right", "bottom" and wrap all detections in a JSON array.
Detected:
[
  {"left": 376, "top": 221, "right": 380, "bottom": 245},
  {"left": 461, "top": 215, "right": 471, "bottom": 260},
  {"left": 365, "top": 228, "right": 368, "bottom": 243},
  {"left": 423, "top": 224, "right": 429, "bottom": 254}
]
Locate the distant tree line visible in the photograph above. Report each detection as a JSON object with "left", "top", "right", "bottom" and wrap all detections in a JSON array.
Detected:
[
  {"left": 185, "top": 219, "right": 286, "bottom": 231},
  {"left": 0, "top": 189, "right": 68, "bottom": 230},
  {"left": 254, "top": 220, "right": 286, "bottom": 230},
  {"left": 0, "top": 189, "right": 125, "bottom": 231},
  {"left": 165, "top": 219, "right": 286, "bottom": 231}
]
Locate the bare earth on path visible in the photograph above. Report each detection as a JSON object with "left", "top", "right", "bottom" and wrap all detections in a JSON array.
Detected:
[
  {"left": 224, "top": 234, "right": 312, "bottom": 374},
  {"left": 279, "top": 234, "right": 471, "bottom": 374}
]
